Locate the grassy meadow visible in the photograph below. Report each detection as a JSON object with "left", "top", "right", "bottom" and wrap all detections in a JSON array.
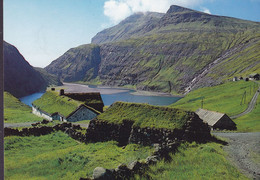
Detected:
[
  {"left": 171, "top": 81, "right": 257, "bottom": 116},
  {"left": 135, "top": 142, "right": 248, "bottom": 180},
  {"left": 4, "top": 92, "right": 42, "bottom": 123},
  {"left": 4, "top": 132, "right": 153, "bottom": 180}
]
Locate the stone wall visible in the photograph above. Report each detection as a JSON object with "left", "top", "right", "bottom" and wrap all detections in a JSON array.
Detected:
[
  {"left": 86, "top": 113, "right": 211, "bottom": 146},
  {"left": 32, "top": 105, "right": 53, "bottom": 121}
]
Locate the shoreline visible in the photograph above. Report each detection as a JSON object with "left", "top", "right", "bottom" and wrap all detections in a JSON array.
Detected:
[{"left": 61, "top": 82, "right": 184, "bottom": 97}]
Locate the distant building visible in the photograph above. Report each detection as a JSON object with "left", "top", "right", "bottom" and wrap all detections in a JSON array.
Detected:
[
  {"left": 195, "top": 109, "right": 236, "bottom": 130},
  {"left": 32, "top": 89, "right": 103, "bottom": 122},
  {"left": 249, "top": 73, "right": 260, "bottom": 80},
  {"left": 32, "top": 104, "right": 100, "bottom": 122},
  {"left": 233, "top": 77, "right": 238, "bottom": 81}
]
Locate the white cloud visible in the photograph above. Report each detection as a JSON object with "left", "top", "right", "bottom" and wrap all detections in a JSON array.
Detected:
[
  {"left": 201, "top": 7, "right": 211, "bottom": 14},
  {"left": 104, "top": 0, "right": 132, "bottom": 24},
  {"left": 103, "top": 0, "right": 208, "bottom": 25}
]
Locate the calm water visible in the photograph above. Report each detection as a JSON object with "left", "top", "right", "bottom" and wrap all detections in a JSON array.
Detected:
[
  {"left": 20, "top": 87, "right": 181, "bottom": 107},
  {"left": 20, "top": 92, "right": 45, "bottom": 107}
]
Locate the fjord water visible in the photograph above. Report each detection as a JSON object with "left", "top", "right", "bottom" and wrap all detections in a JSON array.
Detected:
[
  {"left": 100, "top": 90, "right": 181, "bottom": 106},
  {"left": 20, "top": 92, "right": 45, "bottom": 107},
  {"left": 20, "top": 87, "right": 181, "bottom": 107}
]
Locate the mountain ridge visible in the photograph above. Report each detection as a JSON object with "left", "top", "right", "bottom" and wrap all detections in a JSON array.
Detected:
[
  {"left": 46, "top": 5, "right": 260, "bottom": 94},
  {"left": 4, "top": 41, "right": 62, "bottom": 97}
]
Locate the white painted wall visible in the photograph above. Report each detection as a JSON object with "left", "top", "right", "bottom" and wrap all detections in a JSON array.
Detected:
[{"left": 32, "top": 105, "right": 53, "bottom": 121}]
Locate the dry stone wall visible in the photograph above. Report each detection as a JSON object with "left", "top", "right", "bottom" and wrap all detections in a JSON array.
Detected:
[{"left": 86, "top": 112, "right": 211, "bottom": 146}]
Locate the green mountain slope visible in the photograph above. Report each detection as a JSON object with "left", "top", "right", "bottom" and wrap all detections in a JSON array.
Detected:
[
  {"left": 34, "top": 67, "right": 62, "bottom": 87},
  {"left": 45, "top": 44, "right": 101, "bottom": 82},
  {"left": 45, "top": 5, "right": 260, "bottom": 94}
]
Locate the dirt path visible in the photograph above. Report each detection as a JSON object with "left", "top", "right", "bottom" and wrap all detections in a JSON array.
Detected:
[
  {"left": 213, "top": 132, "right": 260, "bottom": 179},
  {"left": 231, "top": 82, "right": 260, "bottom": 119}
]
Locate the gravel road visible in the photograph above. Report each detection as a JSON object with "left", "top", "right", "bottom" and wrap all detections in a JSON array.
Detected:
[{"left": 213, "top": 132, "right": 260, "bottom": 179}]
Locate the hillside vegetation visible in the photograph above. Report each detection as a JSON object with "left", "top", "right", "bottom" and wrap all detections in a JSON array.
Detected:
[
  {"left": 34, "top": 67, "right": 62, "bottom": 87},
  {"left": 235, "top": 96, "right": 260, "bottom": 132},
  {"left": 45, "top": 5, "right": 260, "bottom": 94},
  {"left": 4, "top": 92, "right": 42, "bottom": 123},
  {"left": 33, "top": 91, "right": 81, "bottom": 117},
  {"left": 45, "top": 44, "right": 101, "bottom": 82},
  {"left": 170, "top": 80, "right": 260, "bottom": 132},
  {"left": 135, "top": 142, "right": 248, "bottom": 179},
  {"left": 97, "top": 102, "right": 191, "bottom": 129},
  {"left": 4, "top": 132, "right": 153, "bottom": 179},
  {"left": 171, "top": 81, "right": 256, "bottom": 116}
]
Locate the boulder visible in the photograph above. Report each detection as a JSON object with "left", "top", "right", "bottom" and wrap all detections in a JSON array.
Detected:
[
  {"left": 93, "top": 167, "right": 114, "bottom": 180},
  {"left": 145, "top": 155, "right": 160, "bottom": 165}
]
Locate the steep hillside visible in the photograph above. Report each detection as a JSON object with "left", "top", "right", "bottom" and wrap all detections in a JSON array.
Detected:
[
  {"left": 45, "top": 44, "right": 101, "bottom": 82},
  {"left": 46, "top": 5, "right": 260, "bottom": 94},
  {"left": 91, "top": 12, "right": 164, "bottom": 44},
  {"left": 34, "top": 67, "right": 62, "bottom": 87},
  {"left": 4, "top": 41, "right": 47, "bottom": 97}
]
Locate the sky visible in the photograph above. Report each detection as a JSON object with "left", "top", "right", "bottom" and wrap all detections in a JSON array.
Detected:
[{"left": 4, "top": 0, "right": 260, "bottom": 68}]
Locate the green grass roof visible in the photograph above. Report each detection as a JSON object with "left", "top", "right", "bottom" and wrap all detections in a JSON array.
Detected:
[
  {"left": 97, "top": 102, "right": 191, "bottom": 129},
  {"left": 33, "top": 91, "right": 81, "bottom": 117}
]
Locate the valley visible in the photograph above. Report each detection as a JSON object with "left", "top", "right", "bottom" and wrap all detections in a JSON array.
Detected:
[{"left": 3, "top": 4, "right": 260, "bottom": 180}]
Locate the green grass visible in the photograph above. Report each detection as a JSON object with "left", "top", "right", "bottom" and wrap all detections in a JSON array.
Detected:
[
  {"left": 33, "top": 91, "right": 81, "bottom": 117},
  {"left": 234, "top": 95, "right": 260, "bottom": 132},
  {"left": 171, "top": 81, "right": 257, "bottom": 117},
  {"left": 97, "top": 102, "right": 191, "bottom": 129},
  {"left": 135, "top": 142, "right": 248, "bottom": 180},
  {"left": 4, "top": 132, "right": 153, "bottom": 180},
  {"left": 4, "top": 92, "right": 42, "bottom": 123}
]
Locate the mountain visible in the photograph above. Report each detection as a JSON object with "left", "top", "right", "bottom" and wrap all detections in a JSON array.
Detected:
[
  {"left": 46, "top": 5, "right": 260, "bottom": 94},
  {"left": 4, "top": 41, "right": 62, "bottom": 97},
  {"left": 34, "top": 67, "right": 62, "bottom": 87},
  {"left": 91, "top": 12, "right": 164, "bottom": 44},
  {"left": 4, "top": 41, "right": 47, "bottom": 97},
  {"left": 45, "top": 44, "right": 101, "bottom": 82}
]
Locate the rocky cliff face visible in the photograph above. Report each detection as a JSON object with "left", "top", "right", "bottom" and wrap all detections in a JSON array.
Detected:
[
  {"left": 45, "top": 44, "right": 101, "bottom": 82},
  {"left": 4, "top": 41, "right": 47, "bottom": 97},
  {"left": 45, "top": 5, "right": 260, "bottom": 94},
  {"left": 34, "top": 67, "right": 62, "bottom": 87}
]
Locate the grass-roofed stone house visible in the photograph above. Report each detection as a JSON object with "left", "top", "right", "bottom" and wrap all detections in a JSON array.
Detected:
[
  {"left": 32, "top": 90, "right": 102, "bottom": 122},
  {"left": 195, "top": 109, "right": 236, "bottom": 130},
  {"left": 86, "top": 102, "right": 212, "bottom": 145}
]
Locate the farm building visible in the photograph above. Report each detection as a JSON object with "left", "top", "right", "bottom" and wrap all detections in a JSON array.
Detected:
[
  {"left": 195, "top": 109, "right": 236, "bottom": 130},
  {"left": 32, "top": 90, "right": 101, "bottom": 122},
  {"left": 249, "top": 73, "right": 260, "bottom": 80}
]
